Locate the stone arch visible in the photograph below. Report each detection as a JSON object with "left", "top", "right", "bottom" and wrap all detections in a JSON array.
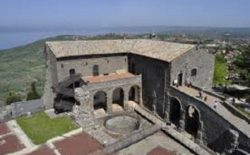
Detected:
[
  {"left": 169, "top": 97, "right": 182, "bottom": 127},
  {"left": 129, "top": 85, "right": 140, "bottom": 104},
  {"left": 93, "top": 91, "right": 107, "bottom": 111},
  {"left": 112, "top": 87, "right": 124, "bottom": 108},
  {"left": 185, "top": 105, "right": 201, "bottom": 138}
]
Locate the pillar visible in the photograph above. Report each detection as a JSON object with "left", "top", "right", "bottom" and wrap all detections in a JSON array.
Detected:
[
  {"left": 88, "top": 94, "right": 94, "bottom": 112},
  {"left": 106, "top": 90, "right": 112, "bottom": 114},
  {"left": 164, "top": 98, "right": 170, "bottom": 121},
  {"left": 178, "top": 109, "right": 185, "bottom": 132},
  {"left": 139, "top": 85, "right": 143, "bottom": 107},
  {"left": 124, "top": 87, "right": 129, "bottom": 111},
  {"left": 196, "top": 121, "right": 204, "bottom": 144}
]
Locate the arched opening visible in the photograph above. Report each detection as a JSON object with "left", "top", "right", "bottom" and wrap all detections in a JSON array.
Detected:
[
  {"left": 129, "top": 85, "right": 140, "bottom": 104},
  {"left": 69, "top": 68, "right": 75, "bottom": 76},
  {"left": 93, "top": 65, "right": 99, "bottom": 76},
  {"left": 169, "top": 97, "right": 181, "bottom": 127},
  {"left": 185, "top": 105, "right": 200, "bottom": 138},
  {"left": 112, "top": 88, "right": 124, "bottom": 109},
  {"left": 93, "top": 91, "right": 107, "bottom": 111},
  {"left": 191, "top": 68, "right": 197, "bottom": 77},
  {"left": 178, "top": 72, "right": 183, "bottom": 86}
]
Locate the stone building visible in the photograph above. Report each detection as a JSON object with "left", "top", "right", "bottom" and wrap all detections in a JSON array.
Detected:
[
  {"left": 43, "top": 39, "right": 250, "bottom": 154},
  {"left": 43, "top": 39, "right": 213, "bottom": 113}
]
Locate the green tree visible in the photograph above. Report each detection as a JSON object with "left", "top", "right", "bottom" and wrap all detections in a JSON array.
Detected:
[
  {"left": 26, "top": 82, "right": 41, "bottom": 100},
  {"left": 5, "top": 91, "right": 22, "bottom": 105},
  {"left": 234, "top": 45, "right": 250, "bottom": 86}
]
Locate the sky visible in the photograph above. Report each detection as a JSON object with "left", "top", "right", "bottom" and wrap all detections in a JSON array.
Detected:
[{"left": 0, "top": 0, "right": 250, "bottom": 28}]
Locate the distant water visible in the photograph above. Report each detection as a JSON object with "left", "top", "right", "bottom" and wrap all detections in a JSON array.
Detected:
[
  {"left": 0, "top": 27, "right": 152, "bottom": 50},
  {"left": 0, "top": 30, "right": 109, "bottom": 50},
  {"left": 1, "top": 26, "right": 250, "bottom": 50}
]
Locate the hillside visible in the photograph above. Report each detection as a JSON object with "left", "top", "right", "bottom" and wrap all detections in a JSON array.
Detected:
[{"left": 0, "top": 34, "right": 140, "bottom": 105}]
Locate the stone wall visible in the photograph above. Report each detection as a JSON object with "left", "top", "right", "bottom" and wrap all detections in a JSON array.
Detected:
[
  {"left": 56, "top": 54, "right": 128, "bottom": 82},
  {"left": 128, "top": 54, "right": 170, "bottom": 117},
  {"left": 43, "top": 45, "right": 58, "bottom": 109},
  {"left": 169, "top": 87, "right": 250, "bottom": 152},
  {"left": 170, "top": 48, "right": 214, "bottom": 90}
]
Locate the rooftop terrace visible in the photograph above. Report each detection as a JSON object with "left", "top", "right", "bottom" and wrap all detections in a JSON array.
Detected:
[
  {"left": 46, "top": 39, "right": 195, "bottom": 62},
  {"left": 83, "top": 72, "right": 135, "bottom": 83}
]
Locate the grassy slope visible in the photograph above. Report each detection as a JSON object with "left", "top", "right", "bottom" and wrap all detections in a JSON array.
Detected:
[
  {"left": 17, "top": 112, "right": 78, "bottom": 144},
  {"left": 213, "top": 54, "right": 230, "bottom": 85},
  {"left": 0, "top": 35, "right": 88, "bottom": 103}
]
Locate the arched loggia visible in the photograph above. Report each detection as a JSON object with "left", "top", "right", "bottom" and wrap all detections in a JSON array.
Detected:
[
  {"left": 112, "top": 88, "right": 124, "bottom": 108},
  {"left": 129, "top": 85, "right": 140, "bottom": 104},
  {"left": 93, "top": 91, "right": 107, "bottom": 111}
]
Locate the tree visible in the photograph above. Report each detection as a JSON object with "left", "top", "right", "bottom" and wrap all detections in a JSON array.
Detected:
[
  {"left": 26, "top": 82, "right": 41, "bottom": 100},
  {"left": 234, "top": 45, "right": 250, "bottom": 86},
  {"left": 5, "top": 91, "right": 22, "bottom": 105}
]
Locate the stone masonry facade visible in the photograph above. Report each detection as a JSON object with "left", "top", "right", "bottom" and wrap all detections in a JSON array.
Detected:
[{"left": 43, "top": 39, "right": 250, "bottom": 154}]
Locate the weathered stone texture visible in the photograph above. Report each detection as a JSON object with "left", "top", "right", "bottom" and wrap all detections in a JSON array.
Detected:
[
  {"left": 56, "top": 55, "right": 128, "bottom": 82},
  {"left": 170, "top": 48, "right": 214, "bottom": 90},
  {"left": 169, "top": 87, "right": 250, "bottom": 152},
  {"left": 208, "top": 129, "right": 239, "bottom": 154},
  {"left": 128, "top": 54, "right": 170, "bottom": 117}
]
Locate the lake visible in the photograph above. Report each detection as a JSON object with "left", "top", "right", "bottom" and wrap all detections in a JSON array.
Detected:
[
  {"left": 0, "top": 27, "right": 152, "bottom": 50},
  {"left": 0, "top": 29, "right": 110, "bottom": 50}
]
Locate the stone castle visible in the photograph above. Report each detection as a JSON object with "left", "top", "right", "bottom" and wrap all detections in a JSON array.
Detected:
[{"left": 43, "top": 39, "right": 250, "bottom": 154}]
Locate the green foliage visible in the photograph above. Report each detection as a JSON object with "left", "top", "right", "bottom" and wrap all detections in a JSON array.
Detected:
[
  {"left": 17, "top": 112, "right": 78, "bottom": 144},
  {"left": 213, "top": 54, "right": 230, "bottom": 85},
  {"left": 5, "top": 91, "right": 22, "bottom": 105},
  {"left": 246, "top": 95, "right": 250, "bottom": 103},
  {"left": 234, "top": 45, "right": 250, "bottom": 86},
  {"left": 234, "top": 54, "right": 246, "bottom": 67},
  {"left": 26, "top": 82, "right": 41, "bottom": 100}
]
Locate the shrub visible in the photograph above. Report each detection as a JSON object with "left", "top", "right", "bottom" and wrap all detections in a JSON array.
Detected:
[
  {"left": 5, "top": 91, "right": 22, "bottom": 105},
  {"left": 26, "top": 82, "right": 41, "bottom": 100}
]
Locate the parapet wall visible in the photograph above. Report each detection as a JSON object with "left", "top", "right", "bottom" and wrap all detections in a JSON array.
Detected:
[{"left": 169, "top": 87, "right": 250, "bottom": 152}]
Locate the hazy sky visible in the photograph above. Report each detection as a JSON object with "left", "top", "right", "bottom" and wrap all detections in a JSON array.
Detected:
[{"left": 1, "top": 0, "right": 250, "bottom": 28}]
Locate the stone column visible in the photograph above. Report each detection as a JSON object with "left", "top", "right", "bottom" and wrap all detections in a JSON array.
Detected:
[
  {"left": 139, "top": 86, "right": 143, "bottom": 107},
  {"left": 124, "top": 87, "right": 129, "bottom": 111},
  {"left": 178, "top": 109, "right": 186, "bottom": 132},
  {"left": 88, "top": 94, "right": 94, "bottom": 112},
  {"left": 196, "top": 121, "right": 204, "bottom": 144},
  {"left": 164, "top": 98, "right": 170, "bottom": 121},
  {"left": 106, "top": 90, "right": 112, "bottom": 114}
]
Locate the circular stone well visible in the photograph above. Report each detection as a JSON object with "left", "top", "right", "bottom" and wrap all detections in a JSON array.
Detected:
[{"left": 104, "top": 114, "right": 140, "bottom": 134}]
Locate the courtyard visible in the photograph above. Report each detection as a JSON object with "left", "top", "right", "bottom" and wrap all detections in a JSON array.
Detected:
[{"left": 16, "top": 112, "right": 78, "bottom": 144}]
